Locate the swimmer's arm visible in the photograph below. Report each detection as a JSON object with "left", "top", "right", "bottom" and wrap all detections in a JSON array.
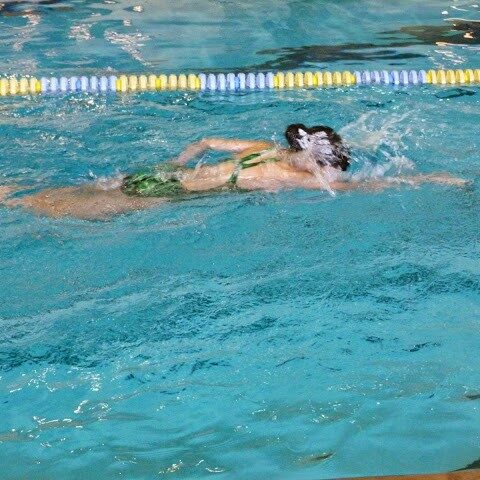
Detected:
[
  {"left": 171, "top": 138, "right": 274, "bottom": 165},
  {"left": 329, "top": 173, "right": 468, "bottom": 191}
]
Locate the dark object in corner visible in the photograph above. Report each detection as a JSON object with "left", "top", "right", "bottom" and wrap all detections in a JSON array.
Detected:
[{"left": 457, "top": 458, "right": 480, "bottom": 471}]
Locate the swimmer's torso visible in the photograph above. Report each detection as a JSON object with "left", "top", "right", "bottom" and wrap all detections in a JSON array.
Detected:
[{"left": 180, "top": 158, "right": 312, "bottom": 192}]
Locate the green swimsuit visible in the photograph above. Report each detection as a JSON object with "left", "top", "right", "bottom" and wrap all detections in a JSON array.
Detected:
[
  {"left": 121, "top": 152, "right": 274, "bottom": 198},
  {"left": 121, "top": 163, "right": 185, "bottom": 198}
]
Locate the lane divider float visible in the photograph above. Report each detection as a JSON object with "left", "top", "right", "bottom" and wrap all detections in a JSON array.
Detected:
[{"left": 0, "top": 69, "right": 479, "bottom": 96}]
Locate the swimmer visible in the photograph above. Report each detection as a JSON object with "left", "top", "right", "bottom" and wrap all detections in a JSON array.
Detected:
[{"left": 0, "top": 124, "right": 468, "bottom": 220}]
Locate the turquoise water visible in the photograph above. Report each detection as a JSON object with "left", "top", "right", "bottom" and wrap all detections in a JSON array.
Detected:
[{"left": 1, "top": 1, "right": 480, "bottom": 479}]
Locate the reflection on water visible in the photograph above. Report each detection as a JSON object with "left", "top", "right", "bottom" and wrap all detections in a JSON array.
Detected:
[
  {"left": 383, "top": 19, "right": 480, "bottom": 44},
  {"left": 434, "top": 88, "right": 476, "bottom": 99},
  {"left": 255, "top": 42, "right": 425, "bottom": 70},
  {"left": 0, "top": 0, "right": 69, "bottom": 16},
  {"left": 254, "top": 19, "right": 480, "bottom": 70}
]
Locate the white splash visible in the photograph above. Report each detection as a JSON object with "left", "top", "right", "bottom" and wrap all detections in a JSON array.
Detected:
[
  {"left": 104, "top": 30, "right": 151, "bottom": 66},
  {"left": 340, "top": 111, "right": 416, "bottom": 182}
]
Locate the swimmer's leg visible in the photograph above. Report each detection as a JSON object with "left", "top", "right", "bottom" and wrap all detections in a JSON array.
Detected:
[{"left": 1, "top": 184, "right": 166, "bottom": 220}]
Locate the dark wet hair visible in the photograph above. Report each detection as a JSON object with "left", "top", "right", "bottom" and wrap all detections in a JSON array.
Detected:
[{"left": 285, "top": 123, "right": 350, "bottom": 171}]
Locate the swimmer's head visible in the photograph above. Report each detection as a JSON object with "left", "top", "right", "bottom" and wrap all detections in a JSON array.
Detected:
[{"left": 285, "top": 123, "right": 350, "bottom": 171}]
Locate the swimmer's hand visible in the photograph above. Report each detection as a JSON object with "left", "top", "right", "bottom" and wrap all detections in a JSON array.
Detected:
[{"left": 171, "top": 140, "right": 208, "bottom": 166}]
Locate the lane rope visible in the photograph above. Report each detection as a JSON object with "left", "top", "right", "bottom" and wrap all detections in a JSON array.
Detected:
[{"left": 0, "top": 69, "right": 479, "bottom": 96}]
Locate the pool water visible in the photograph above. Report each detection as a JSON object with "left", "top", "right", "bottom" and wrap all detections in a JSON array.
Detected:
[{"left": 0, "top": 1, "right": 479, "bottom": 479}]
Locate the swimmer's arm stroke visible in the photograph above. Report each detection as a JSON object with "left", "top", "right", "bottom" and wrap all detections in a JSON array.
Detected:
[
  {"left": 327, "top": 173, "right": 468, "bottom": 191},
  {"left": 171, "top": 138, "right": 274, "bottom": 166}
]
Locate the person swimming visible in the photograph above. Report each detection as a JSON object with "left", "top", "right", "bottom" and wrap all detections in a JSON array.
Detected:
[
  {"left": 0, "top": 123, "right": 467, "bottom": 220},
  {"left": 119, "top": 124, "right": 349, "bottom": 199}
]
